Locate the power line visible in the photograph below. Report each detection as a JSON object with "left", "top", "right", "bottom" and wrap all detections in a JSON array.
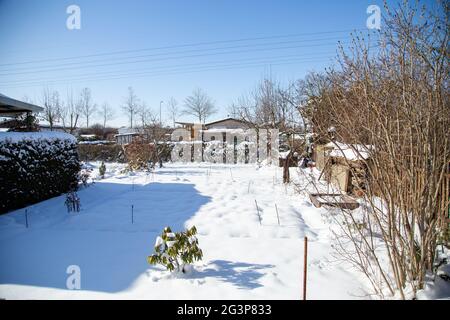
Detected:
[
  {"left": 0, "top": 40, "right": 363, "bottom": 76},
  {"left": 0, "top": 28, "right": 370, "bottom": 67},
  {"left": 0, "top": 36, "right": 354, "bottom": 73},
  {"left": 0, "top": 57, "right": 334, "bottom": 89},
  {"left": 0, "top": 36, "right": 355, "bottom": 73},
  {"left": 1, "top": 52, "right": 339, "bottom": 85}
]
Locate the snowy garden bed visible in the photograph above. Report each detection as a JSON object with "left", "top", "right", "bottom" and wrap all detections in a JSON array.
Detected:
[{"left": 0, "top": 163, "right": 447, "bottom": 299}]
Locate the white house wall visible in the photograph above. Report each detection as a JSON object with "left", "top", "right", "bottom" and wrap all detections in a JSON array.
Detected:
[{"left": 170, "top": 128, "right": 278, "bottom": 164}]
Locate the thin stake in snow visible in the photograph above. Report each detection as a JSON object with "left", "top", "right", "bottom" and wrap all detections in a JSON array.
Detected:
[
  {"left": 303, "top": 236, "right": 308, "bottom": 300},
  {"left": 131, "top": 205, "right": 134, "bottom": 224},
  {"left": 248, "top": 180, "right": 252, "bottom": 194},
  {"left": 275, "top": 204, "right": 280, "bottom": 226},
  {"left": 229, "top": 168, "right": 234, "bottom": 181},
  {"left": 25, "top": 209, "right": 29, "bottom": 228},
  {"left": 255, "top": 200, "right": 262, "bottom": 225}
]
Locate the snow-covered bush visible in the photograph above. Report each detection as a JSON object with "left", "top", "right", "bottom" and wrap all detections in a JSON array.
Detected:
[
  {"left": 147, "top": 226, "right": 203, "bottom": 273},
  {"left": 0, "top": 132, "right": 80, "bottom": 214},
  {"left": 78, "top": 166, "right": 93, "bottom": 188}
]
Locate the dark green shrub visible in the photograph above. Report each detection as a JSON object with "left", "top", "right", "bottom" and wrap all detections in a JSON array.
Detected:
[{"left": 0, "top": 133, "right": 81, "bottom": 214}]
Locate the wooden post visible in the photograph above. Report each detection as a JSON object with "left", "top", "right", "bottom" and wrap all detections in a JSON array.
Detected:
[
  {"left": 303, "top": 236, "right": 308, "bottom": 300},
  {"left": 275, "top": 204, "right": 280, "bottom": 226},
  {"left": 25, "top": 209, "right": 29, "bottom": 229},
  {"left": 131, "top": 205, "right": 134, "bottom": 224},
  {"left": 255, "top": 200, "right": 262, "bottom": 225}
]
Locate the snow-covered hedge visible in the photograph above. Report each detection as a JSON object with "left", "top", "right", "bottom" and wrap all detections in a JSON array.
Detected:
[{"left": 0, "top": 132, "right": 80, "bottom": 214}]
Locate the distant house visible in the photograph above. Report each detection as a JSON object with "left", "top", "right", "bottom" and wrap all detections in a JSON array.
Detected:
[
  {"left": 173, "top": 118, "right": 249, "bottom": 142},
  {"left": 115, "top": 126, "right": 173, "bottom": 145},
  {"left": 38, "top": 124, "right": 67, "bottom": 133},
  {"left": 171, "top": 117, "right": 279, "bottom": 164},
  {"left": 115, "top": 127, "right": 141, "bottom": 145}
]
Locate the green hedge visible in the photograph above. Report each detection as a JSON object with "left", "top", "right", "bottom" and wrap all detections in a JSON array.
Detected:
[
  {"left": 0, "top": 133, "right": 81, "bottom": 214},
  {"left": 77, "top": 144, "right": 126, "bottom": 162}
]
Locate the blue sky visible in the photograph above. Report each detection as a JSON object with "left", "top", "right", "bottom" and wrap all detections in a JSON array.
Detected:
[{"left": 0, "top": 0, "right": 435, "bottom": 127}]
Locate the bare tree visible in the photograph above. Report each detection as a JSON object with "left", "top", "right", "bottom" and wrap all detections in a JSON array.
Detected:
[
  {"left": 40, "top": 87, "right": 62, "bottom": 131},
  {"left": 121, "top": 87, "right": 139, "bottom": 128},
  {"left": 137, "top": 101, "right": 154, "bottom": 128},
  {"left": 232, "top": 77, "right": 301, "bottom": 132},
  {"left": 98, "top": 102, "right": 115, "bottom": 129},
  {"left": 60, "top": 89, "right": 81, "bottom": 134},
  {"left": 79, "top": 88, "right": 97, "bottom": 128},
  {"left": 166, "top": 97, "right": 179, "bottom": 128},
  {"left": 227, "top": 103, "right": 240, "bottom": 119},
  {"left": 182, "top": 88, "right": 217, "bottom": 123}
]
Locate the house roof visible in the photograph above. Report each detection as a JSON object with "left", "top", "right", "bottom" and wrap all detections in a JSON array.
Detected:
[
  {"left": 0, "top": 94, "right": 44, "bottom": 117},
  {"left": 204, "top": 117, "right": 246, "bottom": 126}
]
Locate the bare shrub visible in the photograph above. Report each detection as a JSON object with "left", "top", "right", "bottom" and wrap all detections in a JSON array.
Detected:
[{"left": 300, "top": 0, "right": 449, "bottom": 299}]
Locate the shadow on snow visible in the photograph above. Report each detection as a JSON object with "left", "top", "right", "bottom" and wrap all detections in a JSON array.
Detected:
[
  {"left": 188, "top": 260, "right": 274, "bottom": 290},
  {"left": 0, "top": 181, "right": 214, "bottom": 293}
]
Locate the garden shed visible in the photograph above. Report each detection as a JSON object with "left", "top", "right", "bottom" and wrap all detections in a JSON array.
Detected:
[{"left": 315, "top": 141, "right": 372, "bottom": 196}]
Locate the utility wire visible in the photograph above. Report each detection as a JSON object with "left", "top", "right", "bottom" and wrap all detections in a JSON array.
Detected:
[
  {"left": 0, "top": 36, "right": 355, "bottom": 73},
  {"left": 0, "top": 40, "right": 362, "bottom": 76},
  {"left": 0, "top": 28, "right": 371, "bottom": 67},
  {"left": 0, "top": 57, "right": 333, "bottom": 89},
  {"left": 1, "top": 52, "right": 339, "bottom": 85}
]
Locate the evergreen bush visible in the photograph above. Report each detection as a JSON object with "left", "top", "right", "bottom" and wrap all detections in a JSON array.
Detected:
[
  {"left": 147, "top": 226, "right": 203, "bottom": 273},
  {"left": 0, "top": 132, "right": 80, "bottom": 214}
]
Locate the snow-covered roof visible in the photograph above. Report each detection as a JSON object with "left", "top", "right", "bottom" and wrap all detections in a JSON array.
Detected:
[
  {"left": 279, "top": 150, "right": 291, "bottom": 159},
  {"left": 325, "top": 141, "right": 372, "bottom": 161},
  {"left": 118, "top": 127, "right": 140, "bottom": 135},
  {"left": 78, "top": 140, "right": 114, "bottom": 145},
  {"left": 0, "top": 94, "right": 44, "bottom": 117},
  {"left": 0, "top": 131, "right": 77, "bottom": 143},
  {"left": 199, "top": 128, "right": 247, "bottom": 134}
]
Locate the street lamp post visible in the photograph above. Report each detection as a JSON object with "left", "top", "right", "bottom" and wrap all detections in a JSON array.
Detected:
[{"left": 159, "top": 101, "right": 164, "bottom": 126}]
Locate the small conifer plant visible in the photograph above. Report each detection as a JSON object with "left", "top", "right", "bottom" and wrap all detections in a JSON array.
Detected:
[
  {"left": 98, "top": 161, "right": 106, "bottom": 179},
  {"left": 147, "top": 226, "right": 203, "bottom": 273}
]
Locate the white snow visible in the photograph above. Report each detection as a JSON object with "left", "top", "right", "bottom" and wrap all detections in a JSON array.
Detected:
[
  {"left": 0, "top": 131, "right": 77, "bottom": 144},
  {"left": 326, "top": 141, "right": 371, "bottom": 161},
  {"left": 154, "top": 236, "right": 163, "bottom": 248},
  {"left": 0, "top": 162, "right": 388, "bottom": 299},
  {"left": 78, "top": 140, "right": 114, "bottom": 145},
  {"left": 279, "top": 150, "right": 291, "bottom": 159}
]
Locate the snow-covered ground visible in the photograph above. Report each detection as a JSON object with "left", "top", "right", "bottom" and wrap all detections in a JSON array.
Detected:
[{"left": 0, "top": 162, "right": 399, "bottom": 299}]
